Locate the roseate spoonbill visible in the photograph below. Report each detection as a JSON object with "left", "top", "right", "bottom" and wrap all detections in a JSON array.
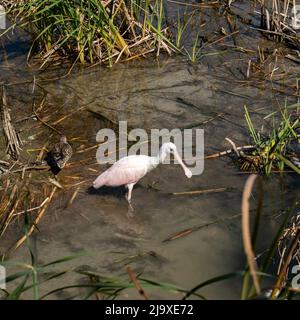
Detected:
[
  {"left": 93, "top": 142, "right": 192, "bottom": 203},
  {"left": 46, "top": 136, "right": 72, "bottom": 174}
]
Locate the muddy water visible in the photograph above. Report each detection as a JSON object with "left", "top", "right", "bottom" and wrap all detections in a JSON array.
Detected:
[{"left": 1, "top": 3, "right": 300, "bottom": 299}]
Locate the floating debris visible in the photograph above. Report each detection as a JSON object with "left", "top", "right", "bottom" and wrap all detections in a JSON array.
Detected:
[
  {"left": 163, "top": 213, "right": 242, "bottom": 243},
  {"left": 49, "top": 177, "right": 64, "bottom": 189},
  {"left": 172, "top": 187, "right": 228, "bottom": 196}
]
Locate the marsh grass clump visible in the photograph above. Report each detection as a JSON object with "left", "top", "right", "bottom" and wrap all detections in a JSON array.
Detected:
[
  {"left": 3, "top": 0, "right": 175, "bottom": 67},
  {"left": 240, "top": 104, "right": 300, "bottom": 175},
  {"left": 277, "top": 211, "right": 300, "bottom": 285},
  {"left": 258, "top": 0, "right": 300, "bottom": 49},
  {"left": 239, "top": 175, "right": 300, "bottom": 300}
]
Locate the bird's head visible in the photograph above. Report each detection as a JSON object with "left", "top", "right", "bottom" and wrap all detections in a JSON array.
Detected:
[
  {"left": 60, "top": 136, "right": 67, "bottom": 143},
  {"left": 162, "top": 142, "right": 177, "bottom": 155}
]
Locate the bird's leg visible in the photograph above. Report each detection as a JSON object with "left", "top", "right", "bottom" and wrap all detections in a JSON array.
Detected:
[
  {"left": 125, "top": 183, "right": 135, "bottom": 215},
  {"left": 125, "top": 183, "right": 135, "bottom": 204}
]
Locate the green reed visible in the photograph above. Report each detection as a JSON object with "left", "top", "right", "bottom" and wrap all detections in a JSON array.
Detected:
[
  {"left": 244, "top": 103, "right": 300, "bottom": 175},
  {"left": 1, "top": 0, "right": 175, "bottom": 67}
]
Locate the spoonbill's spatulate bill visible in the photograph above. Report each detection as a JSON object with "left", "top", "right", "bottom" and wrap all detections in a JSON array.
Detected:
[{"left": 93, "top": 142, "right": 192, "bottom": 203}]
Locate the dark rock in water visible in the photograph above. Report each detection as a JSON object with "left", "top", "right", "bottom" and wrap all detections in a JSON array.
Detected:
[{"left": 45, "top": 136, "right": 72, "bottom": 175}]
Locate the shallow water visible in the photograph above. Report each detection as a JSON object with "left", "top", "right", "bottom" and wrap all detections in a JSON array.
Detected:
[{"left": 0, "top": 2, "right": 300, "bottom": 299}]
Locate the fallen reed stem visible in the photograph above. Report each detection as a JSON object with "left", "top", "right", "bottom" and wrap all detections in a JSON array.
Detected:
[
  {"left": 126, "top": 266, "right": 149, "bottom": 300},
  {"left": 172, "top": 188, "right": 227, "bottom": 196},
  {"left": 6, "top": 186, "right": 57, "bottom": 255},
  {"left": 163, "top": 213, "right": 242, "bottom": 243},
  {"left": 1, "top": 86, "right": 22, "bottom": 160}
]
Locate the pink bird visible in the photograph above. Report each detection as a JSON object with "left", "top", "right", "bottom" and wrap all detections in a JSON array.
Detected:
[{"left": 93, "top": 142, "right": 192, "bottom": 203}]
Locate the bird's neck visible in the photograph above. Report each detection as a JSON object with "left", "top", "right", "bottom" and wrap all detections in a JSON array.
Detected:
[
  {"left": 148, "top": 147, "right": 168, "bottom": 170},
  {"left": 157, "top": 148, "right": 168, "bottom": 163},
  {"left": 146, "top": 149, "right": 167, "bottom": 173},
  {"left": 151, "top": 149, "right": 165, "bottom": 165}
]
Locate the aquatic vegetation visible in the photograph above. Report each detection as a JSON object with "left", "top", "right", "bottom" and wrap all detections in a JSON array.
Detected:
[
  {"left": 184, "top": 33, "right": 201, "bottom": 63},
  {"left": 184, "top": 175, "right": 300, "bottom": 300},
  {"left": 240, "top": 104, "right": 300, "bottom": 175},
  {"left": 0, "top": 246, "right": 201, "bottom": 300},
  {"left": 174, "top": 9, "right": 192, "bottom": 49},
  {"left": 258, "top": 0, "right": 300, "bottom": 49},
  {"left": 2, "top": 0, "right": 176, "bottom": 67},
  {"left": 0, "top": 86, "right": 21, "bottom": 160},
  {"left": 240, "top": 175, "right": 300, "bottom": 300}
]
